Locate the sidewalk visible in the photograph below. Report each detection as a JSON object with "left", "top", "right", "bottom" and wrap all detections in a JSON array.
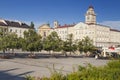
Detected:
[{"left": 0, "top": 58, "right": 109, "bottom": 80}]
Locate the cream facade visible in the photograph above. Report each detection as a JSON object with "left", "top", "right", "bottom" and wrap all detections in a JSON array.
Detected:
[
  {"left": 38, "top": 6, "right": 120, "bottom": 48},
  {"left": 54, "top": 25, "right": 75, "bottom": 40},
  {"left": 38, "top": 24, "right": 51, "bottom": 39},
  {"left": 109, "top": 29, "right": 120, "bottom": 46},
  {"left": 94, "top": 24, "right": 110, "bottom": 47}
]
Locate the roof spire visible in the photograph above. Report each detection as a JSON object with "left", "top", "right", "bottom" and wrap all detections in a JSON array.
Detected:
[{"left": 89, "top": 5, "right": 94, "bottom": 9}]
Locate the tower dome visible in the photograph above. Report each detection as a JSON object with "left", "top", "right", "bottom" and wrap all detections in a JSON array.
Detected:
[{"left": 85, "top": 5, "right": 96, "bottom": 24}]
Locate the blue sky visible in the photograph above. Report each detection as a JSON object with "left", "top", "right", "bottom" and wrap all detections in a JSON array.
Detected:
[{"left": 0, "top": 0, "right": 120, "bottom": 29}]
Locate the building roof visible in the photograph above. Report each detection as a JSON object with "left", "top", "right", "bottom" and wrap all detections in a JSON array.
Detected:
[
  {"left": 89, "top": 5, "right": 94, "bottom": 9},
  {"left": 96, "top": 24, "right": 110, "bottom": 28},
  {"left": 0, "top": 22, "right": 6, "bottom": 26},
  {"left": 57, "top": 24, "right": 75, "bottom": 28},
  {"left": 96, "top": 23, "right": 120, "bottom": 32},
  {"left": 38, "top": 24, "right": 52, "bottom": 29},
  {"left": 110, "top": 29, "right": 120, "bottom": 32},
  {"left": 0, "top": 19, "right": 30, "bottom": 28}
]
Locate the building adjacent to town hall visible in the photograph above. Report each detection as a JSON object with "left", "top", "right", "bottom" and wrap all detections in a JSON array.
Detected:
[
  {"left": 0, "top": 19, "right": 31, "bottom": 37},
  {"left": 38, "top": 6, "right": 120, "bottom": 48}
]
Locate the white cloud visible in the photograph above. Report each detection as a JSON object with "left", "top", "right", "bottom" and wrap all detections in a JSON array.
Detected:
[{"left": 99, "top": 21, "right": 120, "bottom": 30}]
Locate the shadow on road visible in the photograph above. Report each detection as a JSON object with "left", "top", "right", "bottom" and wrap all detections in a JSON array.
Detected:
[{"left": 0, "top": 68, "right": 34, "bottom": 80}]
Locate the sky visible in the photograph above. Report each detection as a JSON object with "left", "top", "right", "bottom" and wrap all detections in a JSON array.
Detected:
[{"left": 0, "top": 0, "right": 120, "bottom": 30}]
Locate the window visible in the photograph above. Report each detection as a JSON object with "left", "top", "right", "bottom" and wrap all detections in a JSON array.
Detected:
[
  {"left": 10, "top": 29, "right": 12, "bottom": 32},
  {"left": 44, "top": 32, "right": 46, "bottom": 37},
  {"left": 20, "top": 30, "right": 21, "bottom": 33},
  {"left": 4, "top": 28, "right": 7, "bottom": 32},
  {"left": 87, "top": 16, "right": 89, "bottom": 20},
  {"left": 88, "top": 12, "right": 90, "bottom": 14},
  {"left": 76, "top": 32, "right": 77, "bottom": 35},
  {"left": 15, "top": 30, "right": 17, "bottom": 33}
]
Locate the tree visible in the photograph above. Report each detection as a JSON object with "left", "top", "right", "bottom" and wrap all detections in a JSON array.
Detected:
[
  {"left": 0, "top": 27, "right": 20, "bottom": 56},
  {"left": 30, "top": 21, "right": 34, "bottom": 28},
  {"left": 43, "top": 31, "right": 62, "bottom": 55},
  {"left": 23, "top": 29, "right": 42, "bottom": 55},
  {"left": 62, "top": 34, "right": 77, "bottom": 56},
  {"left": 7, "top": 33, "right": 19, "bottom": 54},
  {"left": 17, "top": 37, "right": 25, "bottom": 49},
  {"left": 0, "top": 34, "right": 9, "bottom": 55},
  {"left": 0, "top": 27, "right": 9, "bottom": 57},
  {"left": 78, "top": 36, "right": 95, "bottom": 54},
  {"left": 77, "top": 40, "right": 84, "bottom": 53}
]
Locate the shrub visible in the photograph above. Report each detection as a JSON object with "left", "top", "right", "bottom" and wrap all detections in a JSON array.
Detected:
[
  {"left": 107, "top": 60, "right": 120, "bottom": 69},
  {"left": 25, "top": 60, "right": 120, "bottom": 80},
  {"left": 25, "top": 75, "right": 35, "bottom": 80}
]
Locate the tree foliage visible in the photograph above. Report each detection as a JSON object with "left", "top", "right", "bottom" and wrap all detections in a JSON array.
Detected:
[
  {"left": 0, "top": 27, "right": 20, "bottom": 55},
  {"left": 43, "top": 31, "right": 62, "bottom": 53},
  {"left": 0, "top": 26, "right": 96, "bottom": 57},
  {"left": 78, "top": 36, "right": 95, "bottom": 53},
  {"left": 30, "top": 21, "right": 34, "bottom": 28},
  {"left": 62, "top": 34, "right": 77, "bottom": 55},
  {"left": 0, "top": 27, "right": 9, "bottom": 53},
  {"left": 23, "top": 29, "right": 42, "bottom": 53}
]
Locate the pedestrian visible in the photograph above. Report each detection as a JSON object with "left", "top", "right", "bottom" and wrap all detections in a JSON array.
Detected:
[{"left": 95, "top": 54, "right": 98, "bottom": 59}]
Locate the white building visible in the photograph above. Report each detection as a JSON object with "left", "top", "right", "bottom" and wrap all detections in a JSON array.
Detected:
[
  {"left": 37, "top": 6, "right": 120, "bottom": 48},
  {"left": 53, "top": 6, "right": 120, "bottom": 48},
  {"left": 0, "top": 19, "right": 31, "bottom": 37}
]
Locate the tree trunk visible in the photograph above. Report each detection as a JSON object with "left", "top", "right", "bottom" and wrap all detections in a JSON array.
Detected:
[
  {"left": 3, "top": 49, "right": 5, "bottom": 57},
  {"left": 70, "top": 51, "right": 72, "bottom": 55},
  {"left": 12, "top": 49, "right": 14, "bottom": 54},
  {"left": 51, "top": 50, "right": 54, "bottom": 57},
  {"left": 48, "top": 51, "right": 50, "bottom": 54},
  {"left": 65, "top": 53, "right": 67, "bottom": 57},
  {"left": 63, "top": 51, "right": 67, "bottom": 57},
  {"left": 28, "top": 51, "right": 35, "bottom": 58}
]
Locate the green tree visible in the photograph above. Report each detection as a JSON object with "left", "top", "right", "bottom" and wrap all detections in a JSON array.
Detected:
[
  {"left": 62, "top": 34, "right": 77, "bottom": 56},
  {"left": 23, "top": 29, "right": 42, "bottom": 55},
  {"left": 17, "top": 37, "right": 25, "bottom": 49},
  {"left": 0, "top": 27, "right": 9, "bottom": 56},
  {"left": 78, "top": 36, "right": 95, "bottom": 54},
  {"left": 77, "top": 40, "right": 84, "bottom": 53},
  {"left": 7, "top": 33, "right": 19, "bottom": 54},
  {"left": 43, "top": 31, "right": 62, "bottom": 55},
  {"left": 30, "top": 21, "right": 34, "bottom": 28},
  {"left": 0, "top": 27, "right": 20, "bottom": 56}
]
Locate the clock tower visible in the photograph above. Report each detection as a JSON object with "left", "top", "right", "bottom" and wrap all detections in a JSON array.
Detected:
[{"left": 85, "top": 6, "right": 96, "bottom": 24}]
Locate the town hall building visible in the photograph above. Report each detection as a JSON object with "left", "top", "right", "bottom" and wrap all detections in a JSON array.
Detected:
[{"left": 38, "top": 6, "right": 120, "bottom": 48}]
